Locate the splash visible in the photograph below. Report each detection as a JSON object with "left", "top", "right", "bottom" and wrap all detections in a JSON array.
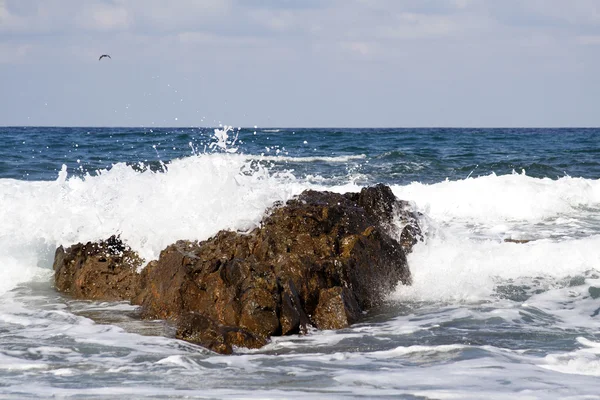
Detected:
[
  {"left": 0, "top": 152, "right": 313, "bottom": 296},
  {"left": 208, "top": 126, "right": 239, "bottom": 153}
]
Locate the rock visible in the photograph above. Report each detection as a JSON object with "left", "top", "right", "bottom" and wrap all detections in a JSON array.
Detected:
[
  {"left": 135, "top": 185, "right": 420, "bottom": 349},
  {"left": 312, "top": 286, "right": 361, "bottom": 330},
  {"left": 53, "top": 185, "right": 422, "bottom": 353},
  {"left": 176, "top": 312, "right": 267, "bottom": 354},
  {"left": 504, "top": 238, "right": 532, "bottom": 244},
  {"left": 53, "top": 235, "right": 143, "bottom": 301}
]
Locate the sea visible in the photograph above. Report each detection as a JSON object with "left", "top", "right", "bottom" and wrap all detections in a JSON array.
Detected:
[{"left": 0, "top": 126, "right": 599, "bottom": 399}]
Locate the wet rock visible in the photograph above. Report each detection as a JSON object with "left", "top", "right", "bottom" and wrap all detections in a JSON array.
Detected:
[
  {"left": 135, "top": 185, "right": 420, "bottom": 349},
  {"left": 504, "top": 238, "right": 532, "bottom": 244},
  {"left": 312, "top": 286, "right": 361, "bottom": 330},
  {"left": 53, "top": 185, "right": 422, "bottom": 354},
  {"left": 176, "top": 312, "right": 267, "bottom": 355},
  {"left": 53, "top": 235, "right": 143, "bottom": 301}
]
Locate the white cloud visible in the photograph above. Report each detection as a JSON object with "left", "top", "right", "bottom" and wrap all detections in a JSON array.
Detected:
[
  {"left": 0, "top": 42, "right": 32, "bottom": 63},
  {"left": 0, "top": 0, "right": 234, "bottom": 34},
  {"left": 249, "top": 9, "right": 298, "bottom": 32},
  {"left": 577, "top": 35, "right": 600, "bottom": 45},
  {"left": 125, "top": 0, "right": 233, "bottom": 32},
  {"left": 483, "top": 0, "right": 600, "bottom": 28},
  {"left": 341, "top": 41, "right": 372, "bottom": 56},
  {"left": 524, "top": 0, "right": 600, "bottom": 25},
  {"left": 76, "top": 2, "right": 130, "bottom": 31},
  {"left": 379, "top": 13, "right": 460, "bottom": 39},
  {"left": 177, "top": 31, "right": 261, "bottom": 48},
  {"left": 453, "top": 0, "right": 472, "bottom": 9},
  {"left": 1, "top": 1, "right": 81, "bottom": 34}
]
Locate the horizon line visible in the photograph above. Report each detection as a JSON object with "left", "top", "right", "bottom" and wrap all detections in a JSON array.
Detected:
[{"left": 2, "top": 125, "right": 599, "bottom": 130}]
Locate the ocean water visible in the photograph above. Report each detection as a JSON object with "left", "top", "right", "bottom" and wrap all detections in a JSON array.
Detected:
[{"left": 0, "top": 126, "right": 599, "bottom": 399}]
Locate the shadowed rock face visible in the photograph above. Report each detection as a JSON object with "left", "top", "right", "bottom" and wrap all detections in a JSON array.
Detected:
[{"left": 53, "top": 185, "right": 421, "bottom": 354}]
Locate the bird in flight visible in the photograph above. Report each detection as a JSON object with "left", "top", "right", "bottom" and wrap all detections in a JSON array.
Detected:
[{"left": 98, "top": 54, "right": 111, "bottom": 61}]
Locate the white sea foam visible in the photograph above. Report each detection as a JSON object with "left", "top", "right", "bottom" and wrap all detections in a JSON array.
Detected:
[
  {"left": 391, "top": 173, "right": 600, "bottom": 239},
  {"left": 0, "top": 248, "right": 50, "bottom": 296},
  {"left": 392, "top": 235, "right": 600, "bottom": 303},
  {"left": 541, "top": 338, "right": 600, "bottom": 377},
  {"left": 1, "top": 165, "right": 600, "bottom": 303},
  {"left": 0, "top": 353, "right": 48, "bottom": 371},
  {"left": 0, "top": 153, "right": 310, "bottom": 296}
]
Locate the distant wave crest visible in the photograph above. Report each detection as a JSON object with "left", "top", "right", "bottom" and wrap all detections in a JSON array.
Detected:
[{"left": 245, "top": 154, "right": 367, "bottom": 163}]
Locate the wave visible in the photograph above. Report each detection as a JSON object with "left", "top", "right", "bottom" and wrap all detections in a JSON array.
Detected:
[
  {"left": 244, "top": 154, "right": 367, "bottom": 163},
  {"left": 0, "top": 153, "right": 313, "bottom": 296},
  {"left": 541, "top": 337, "right": 600, "bottom": 377},
  {"left": 391, "top": 173, "right": 600, "bottom": 227},
  {"left": 392, "top": 235, "right": 600, "bottom": 302},
  {"left": 1, "top": 156, "right": 600, "bottom": 300}
]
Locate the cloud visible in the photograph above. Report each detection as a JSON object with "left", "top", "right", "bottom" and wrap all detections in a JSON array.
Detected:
[
  {"left": 0, "top": 42, "right": 33, "bottom": 63},
  {"left": 2, "top": 0, "right": 596, "bottom": 48},
  {"left": 577, "top": 35, "right": 600, "bottom": 45},
  {"left": 523, "top": 0, "right": 600, "bottom": 26},
  {"left": 127, "top": 0, "right": 233, "bottom": 33},
  {"left": 352, "top": 0, "right": 474, "bottom": 16},
  {"left": 1, "top": 0, "right": 599, "bottom": 127},
  {"left": 377, "top": 13, "right": 461, "bottom": 39},
  {"left": 4, "top": 0, "right": 38, "bottom": 17},
  {"left": 247, "top": 9, "right": 298, "bottom": 33},
  {"left": 341, "top": 41, "right": 373, "bottom": 56},
  {"left": 1, "top": 0, "right": 84, "bottom": 34},
  {"left": 484, "top": 0, "right": 600, "bottom": 28},
  {"left": 0, "top": 0, "right": 233, "bottom": 35},
  {"left": 76, "top": 2, "right": 130, "bottom": 31}
]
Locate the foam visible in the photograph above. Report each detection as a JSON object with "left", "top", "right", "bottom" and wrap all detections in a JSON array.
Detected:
[
  {"left": 0, "top": 153, "right": 308, "bottom": 277},
  {"left": 391, "top": 173, "right": 600, "bottom": 229},
  {"left": 2, "top": 282, "right": 600, "bottom": 398},
  {"left": 373, "top": 344, "right": 466, "bottom": 357},
  {"left": 541, "top": 338, "right": 600, "bottom": 377},
  {"left": 0, "top": 250, "right": 50, "bottom": 297},
  {"left": 155, "top": 355, "right": 201, "bottom": 370},
  {"left": 391, "top": 235, "right": 600, "bottom": 303},
  {"left": 0, "top": 145, "right": 365, "bottom": 294},
  {"left": 0, "top": 353, "right": 48, "bottom": 371},
  {"left": 1, "top": 164, "right": 600, "bottom": 313}
]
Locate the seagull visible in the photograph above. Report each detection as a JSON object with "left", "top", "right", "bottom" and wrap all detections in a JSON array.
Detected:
[{"left": 99, "top": 54, "right": 111, "bottom": 61}]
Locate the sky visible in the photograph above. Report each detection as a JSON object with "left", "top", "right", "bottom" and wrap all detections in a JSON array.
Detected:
[{"left": 0, "top": 0, "right": 599, "bottom": 127}]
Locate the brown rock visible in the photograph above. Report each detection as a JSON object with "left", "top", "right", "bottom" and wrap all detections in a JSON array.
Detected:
[
  {"left": 176, "top": 312, "right": 267, "bottom": 355},
  {"left": 53, "top": 185, "right": 422, "bottom": 354},
  {"left": 135, "top": 184, "right": 420, "bottom": 348},
  {"left": 53, "top": 235, "right": 142, "bottom": 301},
  {"left": 313, "top": 286, "right": 361, "bottom": 330}
]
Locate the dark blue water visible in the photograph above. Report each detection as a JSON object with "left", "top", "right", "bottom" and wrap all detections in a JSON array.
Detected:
[{"left": 2, "top": 127, "right": 599, "bottom": 183}]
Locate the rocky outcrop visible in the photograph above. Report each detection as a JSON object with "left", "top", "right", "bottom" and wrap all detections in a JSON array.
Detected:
[
  {"left": 53, "top": 184, "right": 421, "bottom": 354},
  {"left": 54, "top": 235, "right": 143, "bottom": 301}
]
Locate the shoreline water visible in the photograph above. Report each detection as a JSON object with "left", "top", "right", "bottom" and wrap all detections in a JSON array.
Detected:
[{"left": 0, "top": 127, "right": 599, "bottom": 398}]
